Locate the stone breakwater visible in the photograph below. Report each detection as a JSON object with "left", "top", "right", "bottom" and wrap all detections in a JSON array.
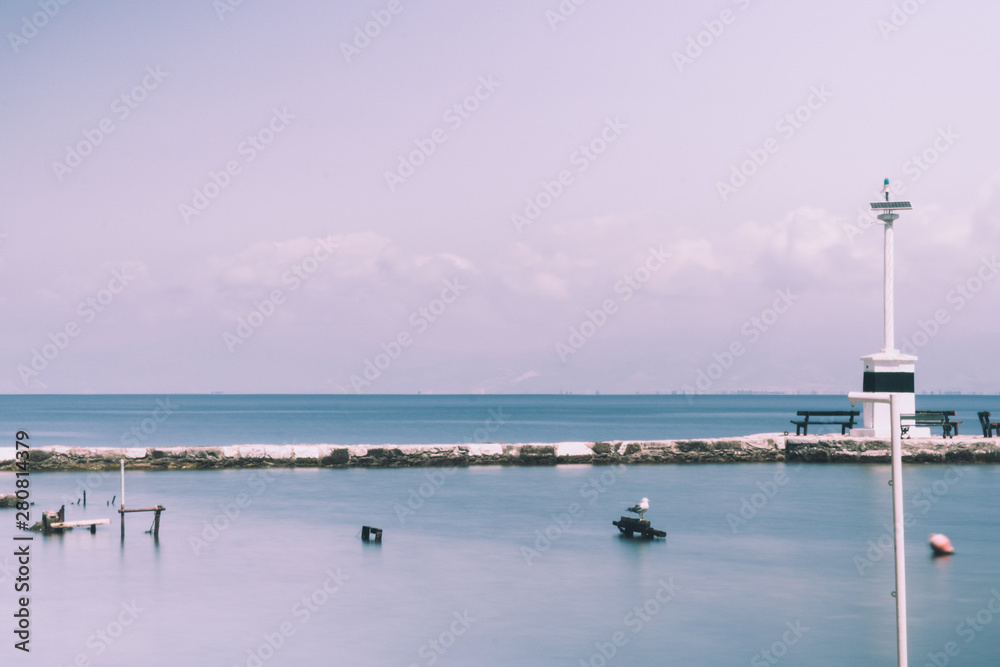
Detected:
[{"left": 1, "top": 434, "right": 998, "bottom": 471}]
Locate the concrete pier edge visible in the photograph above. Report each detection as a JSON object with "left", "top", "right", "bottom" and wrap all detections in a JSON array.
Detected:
[{"left": 2, "top": 433, "right": 1000, "bottom": 470}]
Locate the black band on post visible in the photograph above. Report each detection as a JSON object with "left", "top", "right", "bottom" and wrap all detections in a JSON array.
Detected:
[{"left": 862, "top": 371, "right": 915, "bottom": 393}]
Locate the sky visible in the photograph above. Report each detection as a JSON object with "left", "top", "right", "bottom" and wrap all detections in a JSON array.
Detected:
[{"left": 1, "top": 0, "right": 998, "bottom": 395}]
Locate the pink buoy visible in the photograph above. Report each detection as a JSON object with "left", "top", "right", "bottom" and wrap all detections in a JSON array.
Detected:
[{"left": 929, "top": 533, "right": 954, "bottom": 556}]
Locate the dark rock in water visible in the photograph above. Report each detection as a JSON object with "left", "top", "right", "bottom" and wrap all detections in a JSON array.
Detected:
[
  {"left": 518, "top": 445, "right": 557, "bottom": 465},
  {"left": 0, "top": 494, "right": 19, "bottom": 508},
  {"left": 320, "top": 448, "right": 350, "bottom": 467},
  {"left": 785, "top": 436, "right": 1000, "bottom": 464}
]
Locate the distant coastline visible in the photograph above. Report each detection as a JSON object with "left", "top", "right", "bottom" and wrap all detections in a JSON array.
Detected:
[{"left": 3, "top": 434, "right": 999, "bottom": 471}]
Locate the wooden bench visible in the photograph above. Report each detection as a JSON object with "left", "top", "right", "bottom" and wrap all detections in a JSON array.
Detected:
[
  {"left": 900, "top": 411, "right": 962, "bottom": 438},
  {"left": 790, "top": 410, "right": 860, "bottom": 435},
  {"left": 979, "top": 411, "right": 1000, "bottom": 437}
]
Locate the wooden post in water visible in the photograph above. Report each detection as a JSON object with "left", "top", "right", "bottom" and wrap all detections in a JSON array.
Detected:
[
  {"left": 153, "top": 507, "right": 162, "bottom": 539},
  {"left": 83, "top": 489, "right": 86, "bottom": 507}
]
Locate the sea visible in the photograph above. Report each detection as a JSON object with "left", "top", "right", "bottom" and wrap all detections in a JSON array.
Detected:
[{"left": 1, "top": 394, "right": 998, "bottom": 666}]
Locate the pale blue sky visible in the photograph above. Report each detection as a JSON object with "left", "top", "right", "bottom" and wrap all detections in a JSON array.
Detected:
[{"left": 2, "top": 0, "right": 998, "bottom": 393}]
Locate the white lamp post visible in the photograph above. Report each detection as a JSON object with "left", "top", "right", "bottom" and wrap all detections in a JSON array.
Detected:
[{"left": 851, "top": 180, "right": 924, "bottom": 437}]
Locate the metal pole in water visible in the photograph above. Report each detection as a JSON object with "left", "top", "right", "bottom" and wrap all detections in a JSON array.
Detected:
[
  {"left": 889, "top": 394, "right": 908, "bottom": 666},
  {"left": 120, "top": 459, "right": 125, "bottom": 539},
  {"left": 849, "top": 391, "right": 908, "bottom": 667}
]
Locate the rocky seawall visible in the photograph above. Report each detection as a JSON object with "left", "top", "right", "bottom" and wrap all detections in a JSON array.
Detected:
[{"left": 2, "top": 434, "right": 999, "bottom": 471}]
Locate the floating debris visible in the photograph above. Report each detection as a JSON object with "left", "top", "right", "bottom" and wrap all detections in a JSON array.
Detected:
[
  {"left": 27, "top": 505, "right": 110, "bottom": 534},
  {"left": 613, "top": 516, "right": 666, "bottom": 539},
  {"left": 361, "top": 525, "right": 383, "bottom": 543}
]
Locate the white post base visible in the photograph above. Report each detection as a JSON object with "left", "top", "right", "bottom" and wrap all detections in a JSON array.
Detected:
[{"left": 849, "top": 351, "right": 918, "bottom": 438}]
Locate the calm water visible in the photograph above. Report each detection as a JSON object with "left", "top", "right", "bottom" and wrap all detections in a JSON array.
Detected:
[
  {"left": 2, "top": 393, "right": 998, "bottom": 447},
  {"left": 0, "top": 465, "right": 998, "bottom": 666},
  {"left": 1, "top": 396, "right": 999, "bottom": 665}
]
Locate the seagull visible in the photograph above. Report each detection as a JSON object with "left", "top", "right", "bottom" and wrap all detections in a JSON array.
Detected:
[{"left": 627, "top": 497, "right": 649, "bottom": 518}]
